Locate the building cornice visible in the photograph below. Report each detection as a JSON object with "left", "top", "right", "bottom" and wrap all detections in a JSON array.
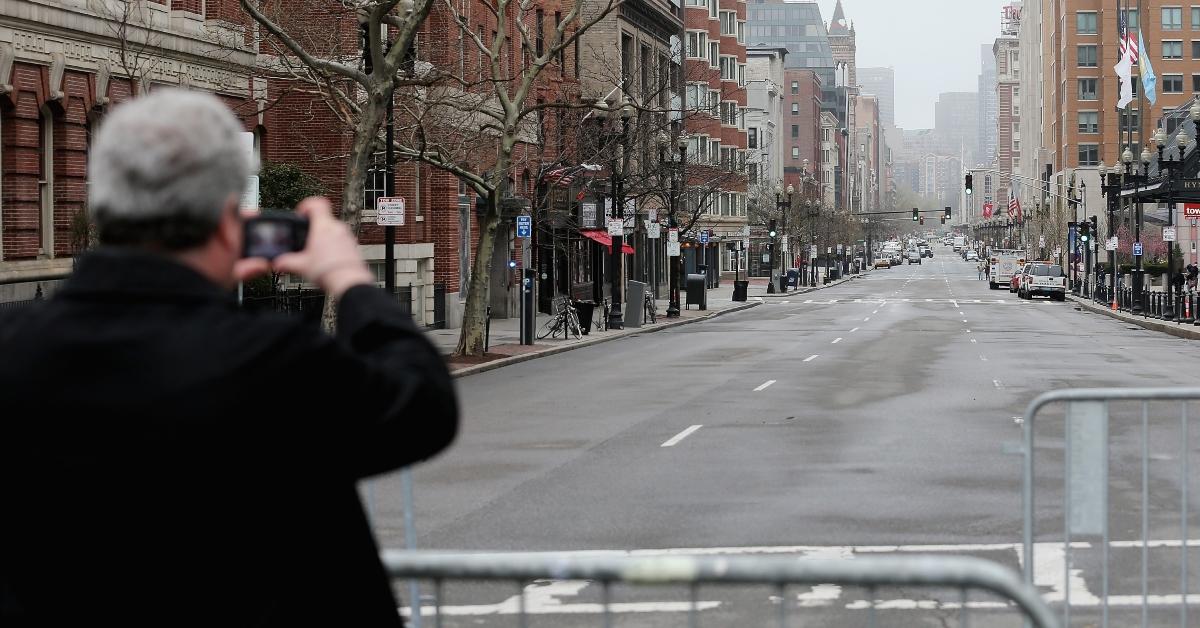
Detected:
[{"left": 0, "top": 0, "right": 256, "bottom": 97}]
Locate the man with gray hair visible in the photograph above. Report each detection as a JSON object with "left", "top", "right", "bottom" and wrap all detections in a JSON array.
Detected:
[{"left": 0, "top": 90, "right": 458, "bottom": 627}]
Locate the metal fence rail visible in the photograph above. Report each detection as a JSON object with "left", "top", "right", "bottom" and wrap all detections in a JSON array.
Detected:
[
  {"left": 383, "top": 550, "right": 1059, "bottom": 628},
  {"left": 1022, "top": 387, "right": 1200, "bottom": 628}
]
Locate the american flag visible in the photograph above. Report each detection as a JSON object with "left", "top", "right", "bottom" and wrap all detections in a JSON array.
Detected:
[
  {"left": 542, "top": 166, "right": 578, "bottom": 187},
  {"left": 1119, "top": 12, "right": 1139, "bottom": 63},
  {"left": 1008, "top": 189, "right": 1022, "bottom": 222}
]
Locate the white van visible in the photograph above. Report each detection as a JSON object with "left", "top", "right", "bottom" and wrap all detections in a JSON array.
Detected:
[{"left": 988, "top": 249, "right": 1026, "bottom": 290}]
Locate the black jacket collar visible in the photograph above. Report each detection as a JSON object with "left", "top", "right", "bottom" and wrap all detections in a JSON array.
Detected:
[{"left": 58, "top": 248, "right": 234, "bottom": 304}]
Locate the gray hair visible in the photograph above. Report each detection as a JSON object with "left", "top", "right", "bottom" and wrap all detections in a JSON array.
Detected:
[{"left": 90, "top": 89, "right": 258, "bottom": 250}]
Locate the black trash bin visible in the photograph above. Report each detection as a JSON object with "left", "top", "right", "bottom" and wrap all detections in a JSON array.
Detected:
[
  {"left": 732, "top": 280, "right": 749, "bottom": 301},
  {"left": 686, "top": 273, "right": 707, "bottom": 310},
  {"left": 573, "top": 300, "right": 595, "bottom": 335}
]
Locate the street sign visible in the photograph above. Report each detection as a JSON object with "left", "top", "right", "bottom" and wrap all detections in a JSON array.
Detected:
[
  {"left": 699, "top": 230, "right": 710, "bottom": 244},
  {"left": 648, "top": 222, "right": 661, "bottom": 239},
  {"left": 607, "top": 217, "right": 623, "bottom": 236},
  {"left": 742, "top": 225, "right": 751, "bottom": 236},
  {"left": 648, "top": 208, "right": 657, "bottom": 221},
  {"left": 1185, "top": 204, "right": 1200, "bottom": 218},
  {"left": 1133, "top": 241, "right": 1143, "bottom": 256},
  {"left": 742, "top": 237, "right": 750, "bottom": 250},
  {"left": 376, "top": 197, "right": 405, "bottom": 226},
  {"left": 581, "top": 202, "right": 597, "bottom": 225},
  {"left": 1163, "top": 226, "right": 1177, "bottom": 242},
  {"left": 667, "top": 241, "right": 681, "bottom": 256},
  {"left": 668, "top": 228, "right": 679, "bottom": 243},
  {"left": 1106, "top": 236, "right": 1119, "bottom": 251},
  {"left": 516, "top": 215, "right": 531, "bottom": 238},
  {"left": 782, "top": 236, "right": 789, "bottom": 250}
]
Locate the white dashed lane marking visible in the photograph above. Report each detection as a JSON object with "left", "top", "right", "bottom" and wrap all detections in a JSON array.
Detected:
[
  {"left": 804, "top": 355, "right": 820, "bottom": 362},
  {"left": 753, "top": 380, "right": 776, "bottom": 392},
  {"left": 661, "top": 425, "right": 703, "bottom": 448}
]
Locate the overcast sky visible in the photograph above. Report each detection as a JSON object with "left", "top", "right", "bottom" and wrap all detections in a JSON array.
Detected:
[{"left": 814, "top": 0, "right": 1009, "bottom": 129}]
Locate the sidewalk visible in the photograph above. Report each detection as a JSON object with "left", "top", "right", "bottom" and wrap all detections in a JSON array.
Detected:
[
  {"left": 1066, "top": 293, "right": 1200, "bottom": 341},
  {"left": 430, "top": 271, "right": 869, "bottom": 376}
]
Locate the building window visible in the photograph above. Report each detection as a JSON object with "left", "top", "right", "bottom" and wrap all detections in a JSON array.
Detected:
[
  {"left": 708, "top": 0, "right": 717, "bottom": 19},
  {"left": 792, "top": 146, "right": 799, "bottom": 159},
  {"left": 709, "top": 139, "right": 719, "bottom": 165},
  {"left": 1077, "top": 44, "right": 1098, "bottom": 67},
  {"left": 708, "top": 90, "right": 720, "bottom": 115},
  {"left": 1193, "top": 41, "right": 1200, "bottom": 58},
  {"left": 791, "top": 102, "right": 799, "bottom": 114},
  {"left": 1078, "top": 144, "right": 1100, "bottom": 166},
  {"left": 1013, "top": 87, "right": 1020, "bottom": 115},
  {"left": 1124, "top": 8, "right": 1139, "bottom": 29},
  {"left": 738, "top": 63, "right": 746, "bottom": 87},
  {"left": 1121, "top": 108, "right": 1140, "bottom": 132},
  {"left": 708, "top": 42, "right": 719, "bottom": 68},
  {"left": 737, "top": 21, "right": 745, "bottom": 44},
  {"left": 1164, "top": 7, "right": 1183, "bottom": 30},
  {"left": 1164, "top": 40, "right": 1183, "bottom": 59},
  {"left": 1078, "top": 78, "right": 1098, "bottom": 100},
  {"left": 1076, "top": 11, "right": 1098, "bottom": 34},
  {"left": 791, "top": 124, "right": 799, "bottom": 138},
  {"left": 748, "top": 162, "right": 758, "bottom": 183},
  {"left": 719, "top": 56, "right": 736, "bottom": 81},
  {"left": 1193, "top": 74, "right": 1200, "bottom": 91},
  {"left": 822, "top": 148, "right": 830, "bottom": 163},
  {"left": 685, "top": 31, "right": 706, "bottom": 59},
  {"left": 720, "top": 11, "right": 736, "bottom": 36},
  {"left": 791, "top": 81, "right": 799, "bottom": 94},
  {"left": 684, "top": 0, "right": 704, "bottom": 6},
  {"left": 1078, "top": 111, "right": 1100, "bottom": 133},
  {"left": 748, "top": 127, "right": 758, "bottom": 149},
  {"left": 1164, "top": 73, "right": 1184, "bottom": 92},
  {"left": 685, "top": 83, "right": 705, "bottom": 110},
  {"left": 1194, "top": 7, "right": 1200, "bottom": 28}
]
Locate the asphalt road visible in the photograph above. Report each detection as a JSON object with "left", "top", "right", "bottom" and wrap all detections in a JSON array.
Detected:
[{"left": 365, "top": 244, "right": 1200, "bottom": 626}]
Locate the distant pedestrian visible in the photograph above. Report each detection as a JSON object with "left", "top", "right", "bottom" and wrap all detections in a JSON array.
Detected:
[
  {"left": 977, "top": 262, "right": 985, "bottom": 280},
  {"left": 0, "top": 90, "right": 459, "bottom": 627},
  {"left": 1188, "top": 263, "right": 1199, "bottom": 291},
  {"left": 1172, "top": 269, "right": 1187, "bottom": 294}
]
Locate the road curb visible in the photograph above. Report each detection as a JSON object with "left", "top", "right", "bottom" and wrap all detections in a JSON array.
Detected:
[
  {"left": 1066, "top": 294, "right": 1200, "bottom": 341},
  {"left": 451, "top": 300, "right": 763, "bottom": 378}
]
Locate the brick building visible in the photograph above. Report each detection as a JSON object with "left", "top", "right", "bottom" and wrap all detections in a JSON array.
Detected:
[
  {"left": 0, "top": 0, "right": 260, "bottom": 303},
  {"left": 783, "top": 68, "right": 822, "bottom": 192},
  {"left": 682, "top": 0, "right": 748, "bottom": 277}
]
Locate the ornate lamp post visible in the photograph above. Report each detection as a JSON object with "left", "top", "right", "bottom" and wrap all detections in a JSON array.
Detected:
[
  {"left": 666, "top": 134, "right": 687, "bottom": 318},
  {"left": 605, "top": 97, "right": 633, "bottom": 329},
  {"left": 773, "top": 183, "right": 794, "bottom": 292}
]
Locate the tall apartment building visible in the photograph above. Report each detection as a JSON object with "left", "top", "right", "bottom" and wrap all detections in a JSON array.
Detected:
[
  {"left": 858, "top": 66, "right": 895, "bottom": 127},
  {"left": 1018, "top": 0, "right": 1045, "bottom": 214},
  {"left": 995, "top": 26, "right": 1021, "bottom": 211},
  {"left": 934, "top": 91, "right": 980, "bottom": 167},
  {"left": 745, "top": 47, "right": 788, "bottom": 188},
  {"left": 683, "top": 0, "right": 749, "bottom": 276},
  {"left": 978, "top": 44, "right": 999, "bottom": 167}
]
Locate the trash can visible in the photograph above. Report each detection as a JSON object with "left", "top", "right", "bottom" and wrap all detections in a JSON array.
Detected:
[
  {"left": 573, "top": 300, "right": 595, "bottom": 335},
  {"left": 626, "top": 281, "right": 646, "bottom": 328},
  {"left": 686, "top": 273, "right": 707, "bottom": 310},
  {"left": 732, "top": 280, "right": 749, "bottom": 301}
]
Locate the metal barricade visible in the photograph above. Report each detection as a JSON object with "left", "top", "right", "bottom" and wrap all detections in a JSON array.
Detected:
[
  {"left": 384, "top": 550, "right": 1059, "bottom": 627},
  {"left": 1022, "top": 388, "right": 1200, "bottom": 628}
]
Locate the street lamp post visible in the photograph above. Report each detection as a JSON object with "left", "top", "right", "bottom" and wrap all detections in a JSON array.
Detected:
[
  {"left": 607, "top": 97, "right": 633, "bottom": 330},
  {"left": 1132, "top": 146, "right": 1153, "bottom": 314},
  {"left": 1154, "top": 124, "right": 1188, "bottom": 320},
  {"left": 774, "top": 184, "right": 794, "bottom": 292},
  {"left": 667, "top": 134, "right": 687, "bottom": 318}
]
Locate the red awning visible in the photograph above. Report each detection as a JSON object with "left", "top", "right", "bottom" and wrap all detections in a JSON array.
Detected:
[{"left": 580, "top": 229, "right": 635, "bottom": 254}]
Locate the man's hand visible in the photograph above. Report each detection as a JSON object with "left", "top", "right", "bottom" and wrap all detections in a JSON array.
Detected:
[{"left": 272, "top": 197, "right": 374, "bottom": 299}]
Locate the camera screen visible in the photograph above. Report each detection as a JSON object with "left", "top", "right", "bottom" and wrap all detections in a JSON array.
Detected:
[{"left": 245, "top": 220, "right": 296, "bottom": 260}]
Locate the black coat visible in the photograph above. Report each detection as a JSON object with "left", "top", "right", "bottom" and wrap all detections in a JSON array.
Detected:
[{"left": 1, "top": 249, "right": 458, "bottom": 627}]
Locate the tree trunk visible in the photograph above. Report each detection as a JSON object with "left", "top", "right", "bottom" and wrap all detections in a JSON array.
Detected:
[
  {"left": 455, "top": 198, "right": 501, "bottom": 356},
  {"left": 320, "top": 95, "right": 386, "bottom": 333}
]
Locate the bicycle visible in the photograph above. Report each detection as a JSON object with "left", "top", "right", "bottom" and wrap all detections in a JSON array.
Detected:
[
  {"left": 643, "top": 291, "right": 657, "bottom": 324},
  {"left": 537, "top": 297, "right": 582, "bottom": 340},
  {"left": 595, "top": 297, "right": 610, "bottom": 332}
]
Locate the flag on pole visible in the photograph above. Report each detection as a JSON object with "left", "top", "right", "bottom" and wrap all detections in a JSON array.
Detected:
[
  {"left": 1114, "top": 12, "right": 1135, "bottom": 109},
  {"left": 1008, "top": 188, "right": 1022, "bottom": 222},
  {"left": 1118, "top": 11, "right": 1138, "bottom": 64},
  {"left": 1139, "top": 30, "right": 1157, "bottom": 106}
]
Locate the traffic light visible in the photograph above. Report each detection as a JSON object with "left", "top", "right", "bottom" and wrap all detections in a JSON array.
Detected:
[
  {"left": 912, "top": 208, "right": 919, "bottom": 222},
  {"left": 1090, "top": 215, "right": 1099, "bottom": 238},
  {"left": 1079, "top": 220, "right": 1090, "bottom": 243},
  {"left": 944, "top": 207, "right": 952, "bottom": 221},
  {"left": 965, "top": 174, "right": 973, "bottom": 195},
  {"left": 768, "top": 219, "right": 777, "bottom": 238},
  {"left": 919, "top": 215, "right": 925, "bottom": 225}
]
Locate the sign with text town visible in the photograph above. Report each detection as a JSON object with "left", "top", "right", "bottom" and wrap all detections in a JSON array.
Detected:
[{"left": 1184, "top": 204, "right": 1200, "bottom": 218}]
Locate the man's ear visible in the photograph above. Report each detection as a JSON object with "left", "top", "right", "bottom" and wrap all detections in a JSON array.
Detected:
[{"left": 217, "top": 196, "right": 242, "bottom": 254}]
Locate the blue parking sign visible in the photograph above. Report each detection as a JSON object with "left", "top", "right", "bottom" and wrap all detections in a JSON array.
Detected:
[
  {"left": 516, "top": 215, "right": 531, "bottom": 238},
  {"left": 699, "top": 230, "right": 710, "bottom": 244},
  {"left": 1133, "top": 241, "right": 1143, "bottom": 256}
]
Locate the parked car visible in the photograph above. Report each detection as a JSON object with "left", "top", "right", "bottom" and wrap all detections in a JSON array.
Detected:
[
  {"left": 907, "top": 250, "right": 922, "bottom": 265},
  {"left": 1017, "top": 262, "right": 1067, "bottom": 300},
  {"left": 965, "top": 250, "right": 979, "bottom": 261},
  {"left": 874, "top": 258, "right": 891, "bottom": 269}
]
